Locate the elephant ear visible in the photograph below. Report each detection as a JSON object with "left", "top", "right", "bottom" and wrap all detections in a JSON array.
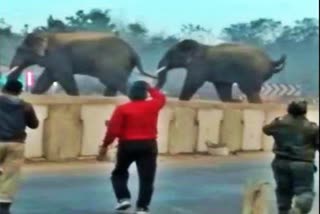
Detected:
[
  {"left": 177, "top": 39, "right": 200, "bottom": 64},
  {"left": 178, "top": 39, "right": 199, "bottom": 52},
  {"left": 23, "top": 33, "right": 48, "bottom": 56}
]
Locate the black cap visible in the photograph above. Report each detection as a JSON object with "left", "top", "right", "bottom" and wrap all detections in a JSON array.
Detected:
[
  {"left": 2, "top": 79, "right": 23, "bottom": 95},
  {"left": 128, "top": 81, "right": 148, "bottom": 101},
  {"left": 287, "top": 100, "right": 308, "bottom": 116}
]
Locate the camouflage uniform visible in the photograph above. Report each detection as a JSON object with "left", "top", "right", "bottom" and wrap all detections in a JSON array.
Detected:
[{"left": 263, "top": 114, "right": 319, "bottom": 214}]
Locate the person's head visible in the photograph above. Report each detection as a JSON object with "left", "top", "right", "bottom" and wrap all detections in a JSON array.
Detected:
[
  {"left": 128, "top": 81, "right": 148, "bottom": 101},
  {"left": 287, "top": 100, "right": 308, "bottom": 117},
  {"left": 2, "top": 80, "right": 23, "bottom": 96}
]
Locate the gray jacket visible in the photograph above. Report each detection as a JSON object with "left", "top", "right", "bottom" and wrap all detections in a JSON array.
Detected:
[{"left": 0, "top": 94, "right": 39, "bottom": 142}]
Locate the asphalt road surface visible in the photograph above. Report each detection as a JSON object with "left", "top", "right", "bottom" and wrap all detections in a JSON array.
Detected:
[{"left": 12, "top": 153, "right": 319, "bottom": 214}]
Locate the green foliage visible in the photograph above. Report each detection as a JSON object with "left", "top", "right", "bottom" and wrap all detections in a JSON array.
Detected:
[
  {"left": 0, "top": 18, "right": 12, "bottom": 36},
  {"left": 0, "top": 19, "right": 23, "bottom": 66},
  {"left": 222, "top": 18, "right": 283, "bottom": 46},
  {"left": 65, "top": 9, "right": 116, "bottom": 32},
  {"left": 181, "top": 24, "right": 212, "bottom": 35},
  {"left": 127, "top": 22, "right": 148, "bottom": 37}
]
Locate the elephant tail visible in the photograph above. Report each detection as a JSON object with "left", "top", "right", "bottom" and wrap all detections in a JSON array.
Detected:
[
  {"left": 271, "top": 54, "right": 286, "bottom": 73},
  {"left": 133, "top": 53, "right": 157, "bottom": 79}
]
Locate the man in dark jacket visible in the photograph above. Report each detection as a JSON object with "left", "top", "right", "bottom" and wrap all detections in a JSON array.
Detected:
[
  {"left": 97, "top": 80, "right": 166, "bottom": 214},
  {"left": 263, "top": 100, "right": 319, "bottom": 214},
  {"left": 0, "top": 80, "right": 39, "bottom": 214}
]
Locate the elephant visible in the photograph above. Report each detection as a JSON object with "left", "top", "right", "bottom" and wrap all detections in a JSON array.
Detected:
[
  {"left": 8, "top": 32, "right": 157, "bottom": 96},
  {"left": 156, "top": 39, "right": 286, "bottom": 103}
]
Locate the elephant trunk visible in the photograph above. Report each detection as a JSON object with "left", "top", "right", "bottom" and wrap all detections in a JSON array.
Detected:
[
  {"left": 156, "top": 57, "right": 170, "bottom": 89},
  {"left": 155, "top": 67, "right": 168, "bottom": 89},
  {"left": 8, "top": 53, "right": 30, "bottom": 80}
]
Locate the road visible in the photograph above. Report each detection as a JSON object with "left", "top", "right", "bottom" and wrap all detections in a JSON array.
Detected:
[{"left": 12, "top": 153, "right": 319, "bottom": 214}]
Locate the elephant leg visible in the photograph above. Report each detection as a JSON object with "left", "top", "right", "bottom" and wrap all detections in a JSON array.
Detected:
[
  {"left": 213, "top": 82, "right": 235, "bottom": 102},
  {"left": 116, "top": 82, "right": 128, "bottom": 96},
  {"left": 246, "top": 92, "right": 262, "bottom": 103},
  {"left": 31, "top": 71, "right": 54, "bottom": 94},
  {"left": 238, "top": 84, "right": 262, "bottom": 103},
  {"left": 98, "top": 70, "right": 129, "bottom": 97},
  {"left": 103, "top": 87, "right": 118, "bottom": 97},
  {"left": 58, "top": 74, "right": 79, "bottom": 96},
  {"left": 179, "top": 74, "right": 205, "bottom": 100},
  {"left": 45, "top": 50, "right": 79, "bottom": 96}
]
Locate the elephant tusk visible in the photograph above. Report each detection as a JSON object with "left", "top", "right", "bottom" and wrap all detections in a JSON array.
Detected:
[
  {"left": 155, "top": 66, "right": 167, "bottom": 75},
  {"left": 9, "top": 66, "right": 19, "bottom": 73},
  {"left": 4, "top": 66, "right": 19, "bottom": 77},
  {"left": 4, "top": 66, "right": 19, "bottom": 76}
]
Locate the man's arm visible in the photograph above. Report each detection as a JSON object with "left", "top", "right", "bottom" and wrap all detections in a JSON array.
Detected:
[
  {"left": 24, "top": 102, "right": 39, "bottom": 129},
  {"left": 102, "top": 106, "right": 124, "bottom": 147},
  {"left": 263, "top": 117, "right": 281, "bottom": 136},
  {"left": 311, "top": 124, "right": 319, "bottom": 151},
  {"left": 147, "top": 86, "right": 166, "bottom": 109},
  {"left": 315, "top": 129, "right": 319, "bottom": 151}
]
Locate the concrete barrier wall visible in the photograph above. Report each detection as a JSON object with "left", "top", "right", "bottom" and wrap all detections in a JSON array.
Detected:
[
  {"left": 21, "top": 95, "right": 319, "bottom": 161},
  {"left": 242, "top": 110, "right": 265, "bottom": 151},
  {"left": 81, "top": 104, "right": 116, "bottom": 156},
  {"left": 197, "top": 109, "right": 223, "bottom": 152},
  {"left": 25, "top": 105, "right": 48, "bottom": 158}
]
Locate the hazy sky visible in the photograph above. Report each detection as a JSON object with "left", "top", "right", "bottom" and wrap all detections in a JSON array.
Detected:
[{"left": 0, "top": 0, "right": 319, "bottom": 34}]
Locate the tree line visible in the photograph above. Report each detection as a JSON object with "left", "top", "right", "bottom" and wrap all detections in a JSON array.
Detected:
[{"left": 0, "top": 9, "right": 318, "bottom": 96}]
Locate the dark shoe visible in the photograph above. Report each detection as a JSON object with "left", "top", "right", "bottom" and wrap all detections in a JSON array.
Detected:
[
  {"left": 0, "top": 208, "right": 10, "bottom": 214},
  {"left": 0, "top": 203, "right": 11, "bottom": 214}
]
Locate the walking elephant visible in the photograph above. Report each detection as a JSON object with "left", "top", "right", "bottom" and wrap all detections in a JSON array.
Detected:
[
  {"left": 156, "top": 39, "right": 286, "bottom": 103},
  {"left": 8, "top": 32, "right": 157, "bottom": 96}
]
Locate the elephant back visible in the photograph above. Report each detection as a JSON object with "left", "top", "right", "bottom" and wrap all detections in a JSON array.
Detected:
[
  {"left": 210, "top": 43, "right": 268, "bottom": 58},
  {"left": 46, "top": 32, "right": 117, "bottom": 50},
  {"left": 207, "top": 43, "right": 273, "bottom": 73}
]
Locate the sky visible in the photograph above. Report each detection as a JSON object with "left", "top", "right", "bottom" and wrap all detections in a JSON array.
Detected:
[{"left": 0, "top": 0, "right": 319, "bottom": 35}]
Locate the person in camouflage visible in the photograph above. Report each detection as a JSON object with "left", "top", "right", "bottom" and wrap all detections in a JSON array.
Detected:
[{"left": 263, "top": 100, "right": 319, "bottom": 214}]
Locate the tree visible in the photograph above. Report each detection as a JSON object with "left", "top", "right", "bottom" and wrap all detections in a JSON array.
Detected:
[
  {"left": 180, "top": 23, "right": 218, "bottom": 44},
  {"left": 268, "top": 18, "right": 319, "bottom": 95},
  {"left": 34, "top": 16, "right": 69, "bottom": 33},
  {"left": 21, "top": 24, "right": 29, "bottom": 35},
  {"left": 0, "top": 18, "right": 23, "bottom": 66},
  {"left": 65, "top": 9, "right": 116, "bottom": 32},
  {"left": 181, "top": 24, "right": 211, "bottom": 34},
  {"left": 127, "top": 22, "right": 148, "bottom": 37},
  {"left": 222, "top": 18, "right": 283, "bottom": 46},
  {"left": 273, "top": 18, "right": 318, "bottom": 47},
  {"left": 221, "top": 18, "right": 319, "bottom": 95},
  {"left": 33, "top": 9, "right": 117, "bottom": 33},
  {"left": 121, "top": 22, "right": 149, "bottom": 49},
  {"left": 47, "top": 16, "right": 68, "bottom": 32},
  {"left": 0, "top": 18, "right": 12, "bottom": 36}
]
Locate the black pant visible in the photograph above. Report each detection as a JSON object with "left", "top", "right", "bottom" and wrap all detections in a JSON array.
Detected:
[
  {"left": 272, "top": 158, "right": 316, "bottom": 214},
  {"left": 111, "top": 140, "right": 158, "bottom": 209}
]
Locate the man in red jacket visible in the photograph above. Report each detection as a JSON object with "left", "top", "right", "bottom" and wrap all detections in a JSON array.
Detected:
[{"left": 97, "top": 80, "right": 166, "bottom": 214}]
